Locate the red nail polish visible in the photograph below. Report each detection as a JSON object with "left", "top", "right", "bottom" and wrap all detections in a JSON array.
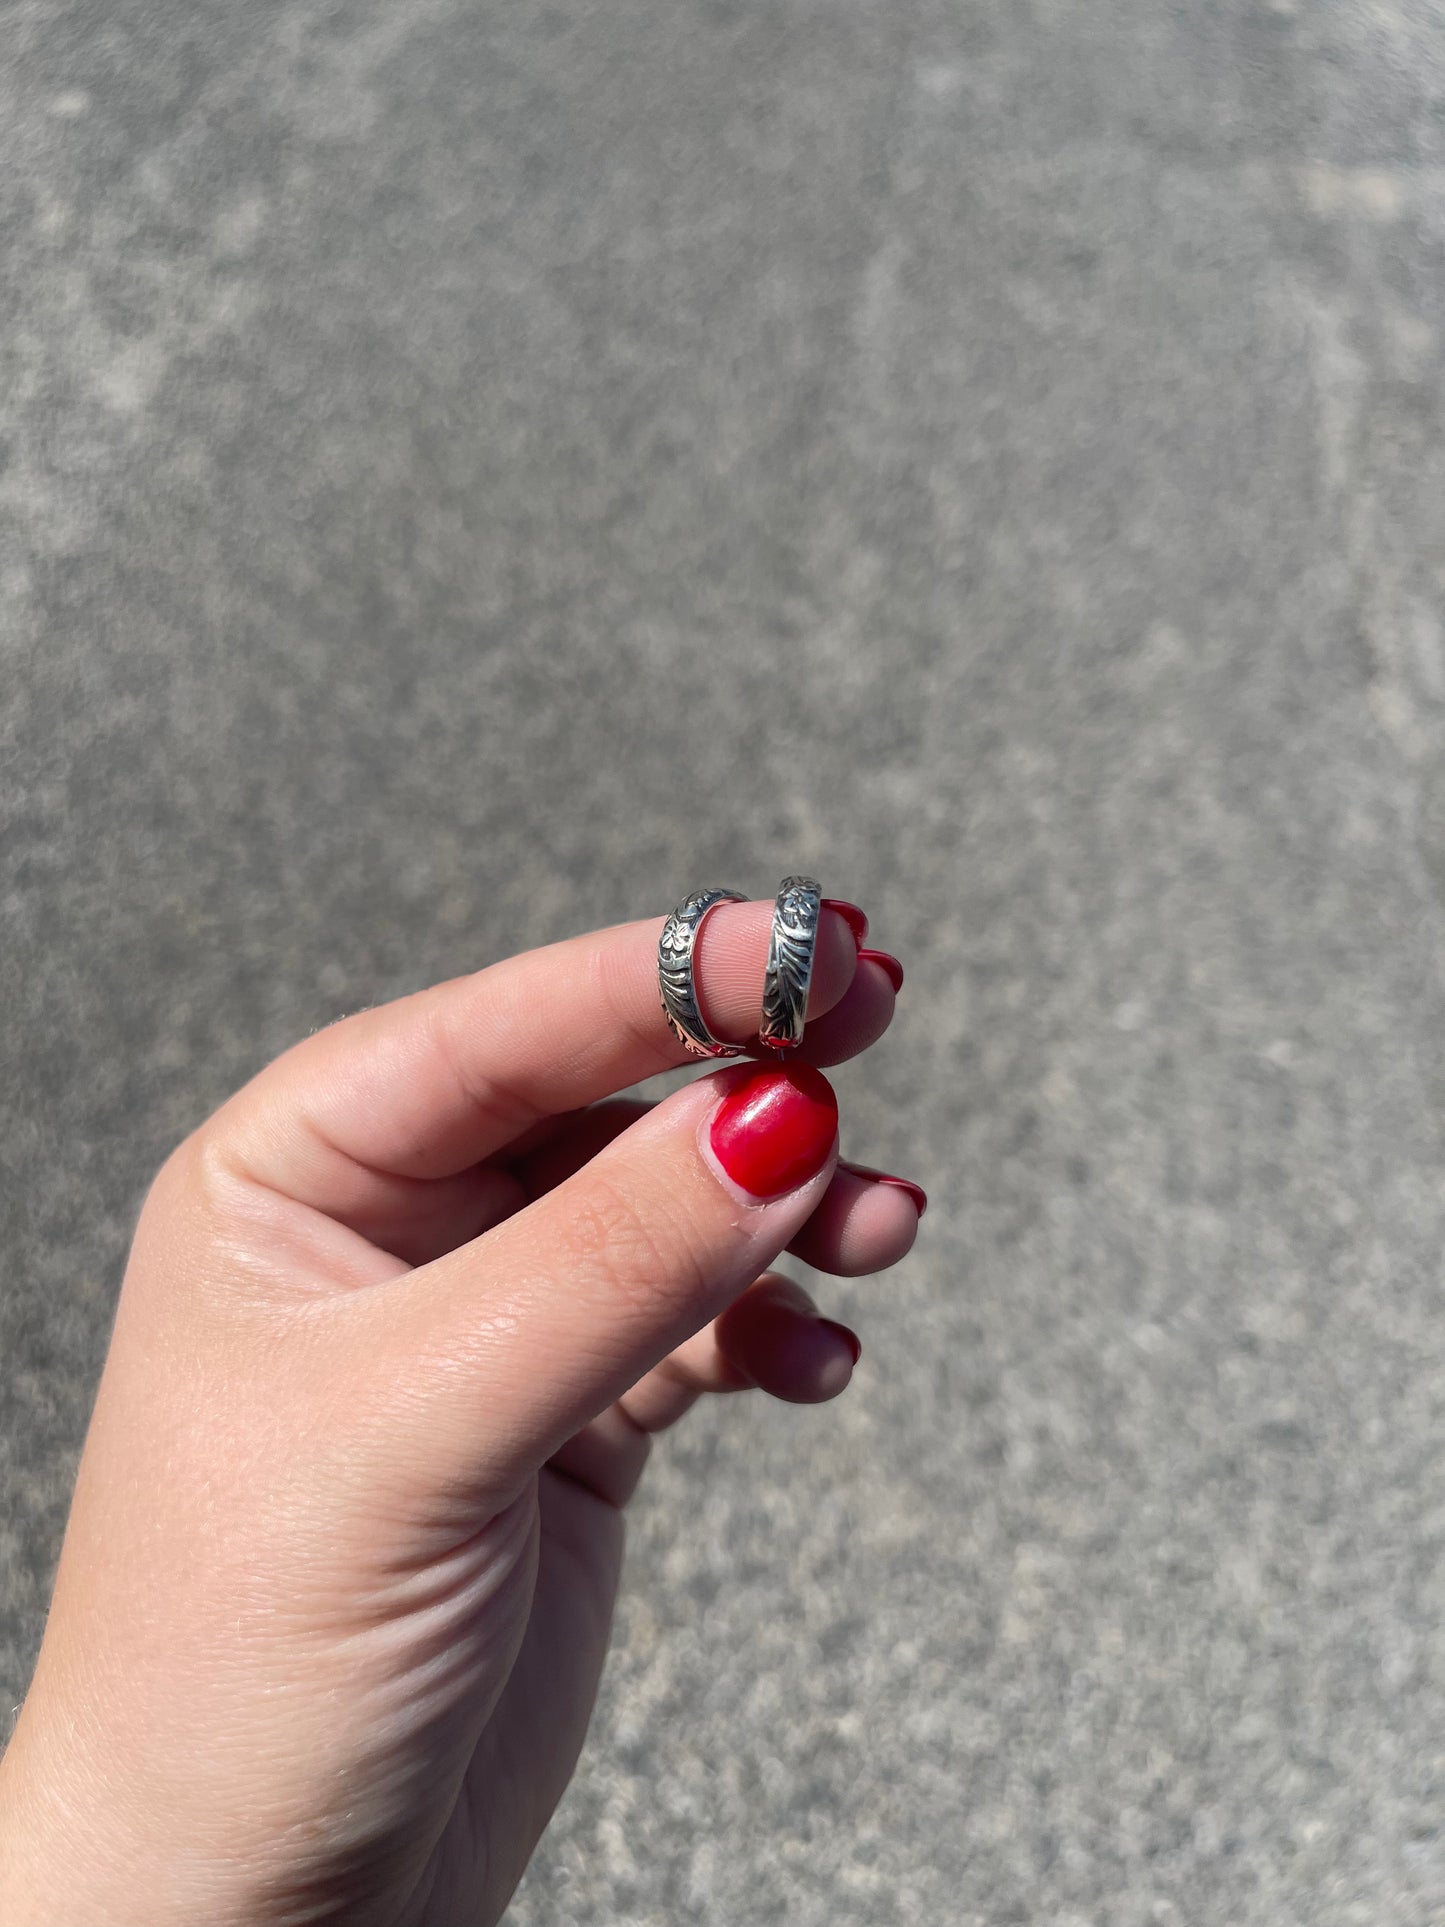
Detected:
[
  {"left": 844, "top": 1163, "right": 928, "bottom": 1217},
  {"left": 821, "top": 898, "right": 869, "bottom": 948},
  {"left": 858, "top": 948, "right": 904, "bottom": 993},
  {"left": 709, "top": 1063, "right": 838, "bottom": 1200},
  {"left": 817, "top": 1318, "right": 862, "bottom": 1366}
]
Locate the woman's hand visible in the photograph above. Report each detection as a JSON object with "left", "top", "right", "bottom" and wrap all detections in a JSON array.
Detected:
[{"left": 0, "top": 898, "right": 922, "bottom": 1927}]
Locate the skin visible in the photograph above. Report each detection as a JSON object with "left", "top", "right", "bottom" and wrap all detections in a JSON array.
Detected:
[{"left": 0, "top": 899, "right": 920, "bottom": 1926}]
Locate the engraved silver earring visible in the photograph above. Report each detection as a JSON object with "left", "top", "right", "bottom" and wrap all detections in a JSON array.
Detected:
[
  {"left": 759, "top": 875, "right": 822, "bottom": 1052},
  {"left": 658, "top": 887, "right": 747, "bottom": 1057}
]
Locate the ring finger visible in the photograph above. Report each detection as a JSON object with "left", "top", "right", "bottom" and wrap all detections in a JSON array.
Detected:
[{"left": 547, "top": 1272, "right": 861, "bottom": 1508}]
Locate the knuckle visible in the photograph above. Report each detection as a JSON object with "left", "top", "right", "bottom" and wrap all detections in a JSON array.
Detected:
[
  {"left": 138, "top": 1127, "right": 318, "bottom": 1313},
  {"left": 136, "top": 1127, "right": 230, "bottom": 1236},
  {"left": 119, "top": 1131, "right": 243, "bottom": 1320},
  {"left": 181, "top": 1124, "right": 256, "bottom": 1228}
]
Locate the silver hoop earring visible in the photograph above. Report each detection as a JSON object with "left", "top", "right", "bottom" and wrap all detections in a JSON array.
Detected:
[
  {"left": 759, "top": 875, "right": 822, "bottom": 1052},
  {"left": 658, "top": 887, "right": 747, "bottom": 1058}
]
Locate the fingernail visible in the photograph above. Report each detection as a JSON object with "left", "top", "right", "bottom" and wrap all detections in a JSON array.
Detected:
[
  {"left": 858, "top": 947, "right": 904, "bottom": 993},
  {"left": 709, "top": 1063, "right": 838, "bottom": 1200},
  {"left": 844, "top": 1163, "right": 928, "bottom": 1217},
  {"left": 817, "top": 1318, "right": 862, "bottom": 1366},
  {"left": 821, "top": 898, "right": 869, "bottom": 948}
]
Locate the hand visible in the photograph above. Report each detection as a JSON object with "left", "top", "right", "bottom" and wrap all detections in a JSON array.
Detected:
[{"left": 0, "top": 898, "right": 922, "bottom": 1926}]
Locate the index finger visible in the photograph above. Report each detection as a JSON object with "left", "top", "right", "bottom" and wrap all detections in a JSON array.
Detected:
[{"left": 211, "top": 896, "right": 871, "bottom": 1210}]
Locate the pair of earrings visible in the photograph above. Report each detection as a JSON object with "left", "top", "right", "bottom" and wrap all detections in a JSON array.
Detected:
[{"left": 659, "top": 876, "right": 822, "bottom": 1058}]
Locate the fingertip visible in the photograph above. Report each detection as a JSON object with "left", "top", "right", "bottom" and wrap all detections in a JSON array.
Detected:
[
  {"left": 816, "top": 1317, "right": 862, "bottom": 1370},
  {"left": 821, "top": 898, "right": 869, "bottom": 947},
  {"left": 714, "top": 1275, "right": 860, "bottom": 1399},
  {"left": 788, "top": 959, "right": 896, "bottom": 1068},
  {"left": 857, "top": 948, "right": 903, "bottom": 994},
  {"left": 803, "top": 1337, "right": 859, "bottom": 1401},
  {"left": 692, "top": 899, "right": 860, "bottom": 1045},
  {"left": 843, "top": 1164, "right": 927, "bottom": 1218},
  {"left": 719, "top": 1292, "right": 860, "bottom": 1403},
  {"left": 786, "top": 1163, "right": 923, "bottom": 1275}
]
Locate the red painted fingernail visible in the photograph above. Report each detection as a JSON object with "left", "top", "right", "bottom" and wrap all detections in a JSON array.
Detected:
[
  {"left": 817, "top": 1318, "right": 862, "bottom": 1366},
  {"left": 708, "top": 1063, "right": 838, "bottom": 1200},
  {"left": 858, "top": 948, "right": 904, "bottom": 993},
  {"left": 822, "top": 898, "right": 869, "bottom": 948},
  {"left": 844, "top": 1163, "right": 928, "bottom": 1218}
]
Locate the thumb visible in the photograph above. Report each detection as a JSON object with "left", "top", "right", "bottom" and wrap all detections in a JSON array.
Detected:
[{"left": 342, "top": 1062, "right": 840, "bottom": 1500}]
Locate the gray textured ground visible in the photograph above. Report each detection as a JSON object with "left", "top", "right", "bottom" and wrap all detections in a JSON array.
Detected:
[{"left": 4, "top": 0, "right": 1445, "bottom": 1919}]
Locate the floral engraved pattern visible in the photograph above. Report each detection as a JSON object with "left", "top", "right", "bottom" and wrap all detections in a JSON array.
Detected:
[{"left": 659, "top": 888, "right": 745, "bottom": 1056}]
